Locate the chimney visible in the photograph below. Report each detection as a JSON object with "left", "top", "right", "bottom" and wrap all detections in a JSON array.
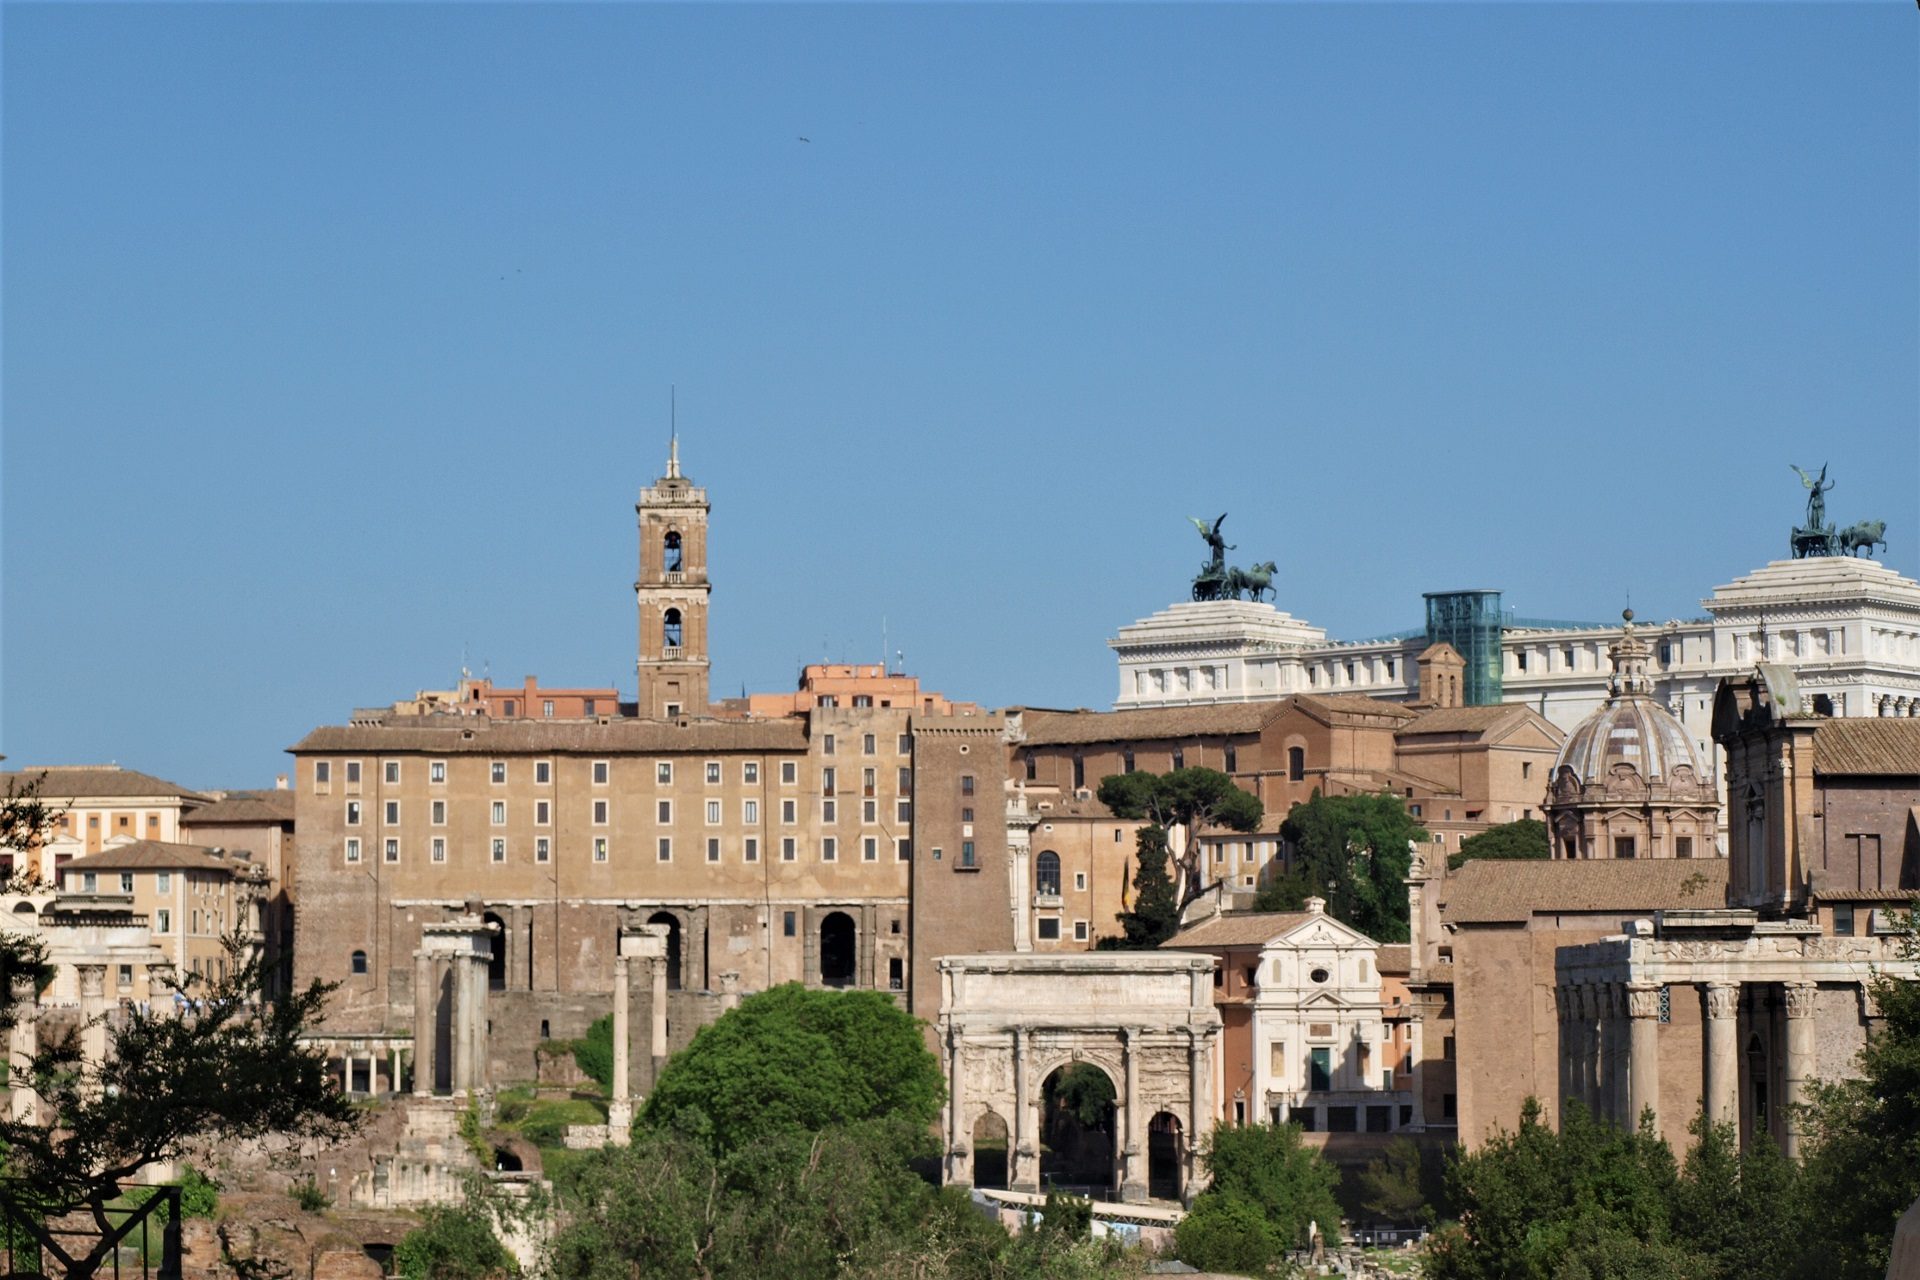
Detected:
[{"left": 274, "top": 774, "right": 290, "bottom": 790}]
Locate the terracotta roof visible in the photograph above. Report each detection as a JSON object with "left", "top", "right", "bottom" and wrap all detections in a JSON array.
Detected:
[
  {"left": 291, "top": 718, "right": 809, "bottom": 754},
  {"left": 1166, "top": 911, "right": 1314, "bottom": 948},
  {"left": 60, "top": 839, "right": 252, "bottom": 874},
  {"left": 1812, "top": 719, "right": 1920, "bottom": 776},
  {"left": 1376, "top": 945, "right": 1412, "bottom": 974},
  {"left": 1443, "top": 858, "right": 1728, "bottom": 924},
  {"left": 1398, "top": 705, "right": 1529, "bottom": 736},
  {"left": 185, "top": 791, "right": 295, "bottom": 824},
  {"left": 1, "top": 766, "right": 203, "bottom": 801},
  {"left": 1018, "top": 703, "right": 1280, "bottom": 746},
  {"left": 1294, "top": 694, "right": 1417, "bottom": 721}
]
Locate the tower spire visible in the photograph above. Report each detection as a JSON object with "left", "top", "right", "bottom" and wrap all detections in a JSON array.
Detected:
[{"left": 666, "top": 386, "right": 681, "bottom": 479}]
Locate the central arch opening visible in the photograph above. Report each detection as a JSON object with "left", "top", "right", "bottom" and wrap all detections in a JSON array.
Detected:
[
  {"left": 1148, "top": 1112, "right": 1184, "bottom": 1201},
  {"left": 819, "top": 911, "right": 856, "bottom": 988},
  {"left": 647, "top": 912, "right": 682, "bottom": 990},
  {"left": 1040, "top": 1063, "right": 1116, "bottom": 1196},
  {"left": 971, "top": 1110, "right": 1009, "bottom": 1190}
]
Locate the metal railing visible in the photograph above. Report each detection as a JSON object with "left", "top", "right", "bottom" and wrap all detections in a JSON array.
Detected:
[{"left": 0, "top": 1183, "right": 182, "bottom": 1279}]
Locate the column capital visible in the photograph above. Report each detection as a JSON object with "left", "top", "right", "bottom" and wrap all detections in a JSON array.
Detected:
[
  {"left": 1783, "top": 981, "right": 1818, "bottom": 1019},
  {"left": 9, "top": 974, "right": 37, "bottom": 1006},
  {"left": 1625, "top": 982, "right": 1663, "bottom": 1022},
  {"left": 76, "top": 965, "right": 107, "bottom": 1000},
  {"left": 1703, "top": 982, "right": 1739, "bottom": 1021}
]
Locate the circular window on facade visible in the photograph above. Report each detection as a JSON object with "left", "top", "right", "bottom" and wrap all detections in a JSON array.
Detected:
[{"left": 1309, "top": 967, "right": 1330, "bottom": 984}]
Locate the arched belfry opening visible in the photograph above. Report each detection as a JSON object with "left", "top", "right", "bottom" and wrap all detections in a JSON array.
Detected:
[
  {"left": 663, "top": 530, "right": 683, "bottom": 573},
  {"left": 648, "top": 911, "right": 682, "bottom": 990},
  {"left": 663, "top": 608, "right": 684, "bottom": 650},
  {"left": 820, "top": 911, "right": 856, "bottom": 988}
]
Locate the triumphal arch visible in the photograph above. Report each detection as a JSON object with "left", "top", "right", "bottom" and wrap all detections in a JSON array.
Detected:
[{"left": 936, "top": 952, "right": 1220, "bottom": 1204}]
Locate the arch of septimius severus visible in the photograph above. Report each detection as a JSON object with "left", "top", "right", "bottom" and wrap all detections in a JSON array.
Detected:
[{"left": 936, "top": 952, "right": 1220, "bottom": 1204}]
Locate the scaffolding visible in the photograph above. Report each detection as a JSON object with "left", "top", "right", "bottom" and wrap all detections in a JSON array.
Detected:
[{"left": 1424, "top": 590, "right": 1504, "bottom": 706}]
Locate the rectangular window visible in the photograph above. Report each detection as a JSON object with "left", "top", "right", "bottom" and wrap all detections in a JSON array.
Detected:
[
  {"left": 535, "top": 760, "right": 551, "bottom": 785},
  {"left": 383, "top": 800, "right": 399, "bottom": 825},
  {"left": 491, "top": 838, "right": 505, "bottom": 863},
  {"left": 823, "top": 799, "right": 837, "bottom": 823},
  {"left": 781, "top": 760, "right": 797, "bottom": 784},
  {"left": 345, "top": 760, "right": 362, "bottom": 785},
  {"left": 385, "top": 761, "right": 400, "bottom": 785},
  {"left": 315, "top": 761, "right": 331, "bottom": 788},
  {"left": 1676, "top": 836, "right": 1693, "bottom": 859},
  {"left": 157, "top": 909, "right": 170, "bottom": 934},
  {"left": 1309, "top": 1048, "right": 1332, "bottom": 1091},
  {"left": 543, "top": 699, "right": 555, "bottom": 718},
  {"left": 782, "top": 799, "right": 796, "bottom": 824},
  {"left": 120, "top": 872, "right": 134, "bottom": 894},
  {"left": 346, "top": 801, "right": 362, "bottom": 826},
  {"left": 897, "top": 838, "right": 911, "bottom": 862},
  {"left": 783, "top": 910, "right": 797, "bottom": 937},
  {"left": 862, "top": 733, "right": 876, "bottom": 755},
  {"left": 706, "top": 800, "right": 722, "bottom": 824},
  {"left": 863, "top": 837, "right": 878, "bottom": 862},
  {"left": 1833, "top": 905, "right": 1856, "bottom": 936},
  {"left": 822, "top": 767, "right": 836, "bottom": 794},
  {"left": 744, "top": 799, "right": 759, "bottom": 824},
  {"left": 593, "top": 760, "right": 610, "bottom": 785},
  {"left": 655, "top": 799, "right": 670, "bottom": 823},
  {"left": 862, "top": 767, "right": 876, "bottom": 795},
  {"left": 1037, "top": 917, "right": 1060, "bottom": 940},
  {"left": 425, "top": 759, "right": 443, "bottom": 784},
  {"left": 897, "top": 766, "right": 912, "bottom": 794},
  {"left": 782, "top": 837, "right": 797, "bottom": 862},
  {"left": 897, "top": 800, "right": 912, "bottom": 823},
  {"left": 823, "top": 734, "right": 835, "bottom": 755},
  {"left": 535, "top": 837, "right": 550, "bottom": 863},
  {"left": 961, "top": 775, "right": 975, "bottom": 797},
  {"left": 707, "top": 837, "right": 721, "bottom": 863},
  {"left": 863, "top": 800, "right": 877, "bottom": 824},
  {"left": 655, "top": 761, "right": 673, "bottom": 784},
  {"left": 744, "top": 761, "right": 759, "bottom": 784},
  {"left": 706, "top": 761, "right": 722, "bottom": 784},
  {"left": 1443, "top": 1035, "right": 1456, "bottom": 1061},
  {"left": 491, "top": 801, "right": 506, "bottom": 825},
  {"left": 536, "top": 800, "right": 550, "bottom": 825},
  {"left": 595, "top": 837, "right": 609, "bottom": 862},
  {"left": 745, "top": 837, "right": 759, "bottom": 863},
  {"left": 490, "top": 761, "right": 506, "bottom": 784},
  {"left": 386, "top": 838, "right": 400, "bottom": 863},
  {"left": 431, "top": 800, "right": 447, "bottom": 826},
  {"left": 431, "top": 837, "right": 446, "bottom": 862},
  {"left": 961, "top": 841, "right": 976, "bottom": 868},
  {"left": 588, "top": 799, "right": 606, "bottom": 825},
  {"left": 1614, "top": 836, "right": 1637, "bottom": 859},
  {"left": 157, "top": 872, "right": 170, "bottom": 893},
  {"left": 898, "top": 734, "right": 911, "bottom": 754},
  {"left": 823, "top": 837, "right": 837, "bottom": 862},
  {"left": 653, "top": 836, "right": 668, "bottom": 861}
]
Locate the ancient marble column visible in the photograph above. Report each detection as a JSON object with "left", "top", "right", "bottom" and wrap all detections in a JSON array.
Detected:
[
  {"left": 1626, "top": 983, "right": 1662, "bottom": 1129},
  {"left": 650, "top": 949, "right": 668, "bottom": 1068},
  {"left": 607, "top": 953, "right": 633, "bottom": 1139},
  {"left": 9, "top": 973, "right": 38, "bottom": 1123},
  {"left": 947, "top": 1025, "right": 969, "bottom": 1186},
  {"left": 1010, "top": 1026, "right": 1034, "bottom": 1192},
  {"left": 412, "top": 950, "right": 436, "bottom": 1097},
  {"left": 1186, "top": 1028, "right": 1207, "bottom": 1201},
  {"left": 77, "top": 964, "right": 108, "bottom": 1088},
  {"left": 1703, "top": 982, "right": 1740, "bottom": 1128},
  {"left": 1783, "top": 981, "right": 1817, "bottom": 1159},
  {"left": 1121, "top": 1028, "right": 1146, "bottom": 1203}
]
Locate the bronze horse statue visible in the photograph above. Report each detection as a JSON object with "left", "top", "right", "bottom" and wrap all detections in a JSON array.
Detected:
[
  {"left": 1839, "top": 520, "right": 1887, "bottom": 558},
  {"left": 1226, "top": 560, "right": 1278, "bottom": 602}
]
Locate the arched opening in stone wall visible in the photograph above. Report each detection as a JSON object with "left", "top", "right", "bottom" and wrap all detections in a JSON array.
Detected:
[
  {"left": 1040, "top": 1063, "right": 1115, "bottom": 1194},
  {"left": 663, "top": 530, "right": 683, "bottom": 572},
  {"left": 820, "top": 911, "right": 856, "bottom": 988},
  {"left": 648, "top": 912, "right": 683, "bottom": 990},
  {"left": 483, "top": 911, "right": 508, "bottom": 990},
  {"left": 971, "top": 1110, "right": 1009, "bottom": 1190},
  {"left": 1148, "top": 1111, "right": 1184, "bottom": 1202}
]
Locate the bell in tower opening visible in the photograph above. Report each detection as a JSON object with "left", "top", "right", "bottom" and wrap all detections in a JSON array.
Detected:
[{"left": 634, "top": 435, "right": 711, "bottom": 719}]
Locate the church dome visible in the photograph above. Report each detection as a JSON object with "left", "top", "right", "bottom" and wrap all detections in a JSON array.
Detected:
[{"left": 1551, "top": 611, "right": 1706, "bottom": 787}]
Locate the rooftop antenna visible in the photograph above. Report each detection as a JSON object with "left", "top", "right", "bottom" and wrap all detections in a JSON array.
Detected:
[{"left": 665, "top": 386, "right": 681, "bottom": 479}]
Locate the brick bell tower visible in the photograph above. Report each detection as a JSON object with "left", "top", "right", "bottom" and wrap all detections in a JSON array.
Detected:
[{"left": 635, "top": 435, "right": 710, "bottom": 719}]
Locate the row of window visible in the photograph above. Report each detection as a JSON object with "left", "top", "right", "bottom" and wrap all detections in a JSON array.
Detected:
[
  {"left": 1031, "top": 918, "right": 1090, "bottom": 942},
  {"left": 316, "top": 757, "right": 822, "bottom": 790},
  {"left": 344, "top": 834, "right": 915, "bottom": 866},
  {"left": 68, "top": 870, "right": 206, "bottom": 896},
  {"left": 340, "top": 795, "right": 915, "bottom": 829}
]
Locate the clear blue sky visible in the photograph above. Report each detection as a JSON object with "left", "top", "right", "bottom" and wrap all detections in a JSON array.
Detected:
[{"left": 4, "top": 4, "right": 1915, "bottom": 787}]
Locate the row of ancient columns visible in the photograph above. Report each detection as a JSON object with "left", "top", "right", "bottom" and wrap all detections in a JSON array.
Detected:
[
  {"left": 1558, "top": 978, "right": 1819, "bottom": 1156},
  {"left": 411, "top": 940, "right": 491, "bottom": 1098},
  {"left": 1875, "top": 695, "right": 1919, "bottom": 717}
]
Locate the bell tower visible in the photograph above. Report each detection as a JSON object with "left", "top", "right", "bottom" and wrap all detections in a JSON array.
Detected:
[{"left": 635, "top": 436, "right": 710, "bottom": 719}]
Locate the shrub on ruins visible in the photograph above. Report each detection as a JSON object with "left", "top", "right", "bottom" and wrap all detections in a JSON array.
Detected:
[
  {"left": 1447, "top": 818, "right": 1550, "bottom": 871},
  {"left": 393, "top": 1197, "right": 520, "bottom": 1280},
  {"left": 1254, "top": 792, "right": 1425, "bottom": 943},
  {"left": 640, "top": 982, "right": 943, "bottom": 1153},
  {"left": 1174, "top": 1122, "right": 1341, "bottom": 1272},
  {"left": 571, "top": 1014, "right": 614, "bottom": 1091}
]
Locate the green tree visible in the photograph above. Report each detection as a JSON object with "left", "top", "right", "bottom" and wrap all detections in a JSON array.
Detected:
[
  {"left": 1202, "top": 1122, "right": 1342, "bottom": 1248},
  {"left": 1356, "top": 1136, "right": 1430, "bottom": 1225},
  {"left": 1101, "top": 825, "right": 1182, "bottom": 950},
  {"left": 641, "top": 983, "right": 942, "bottom": 1153},
  {"left": 1670, "top": 1114, "right": 1802, "bottom": 1280},
  {"left": 1098, "top": 767, "right": 1262, "bottom": 905},
  {"left": 1447, "top": 818, "right": 1550, "bottom": 871},
  {"left": 394, "top": 1200, "right": 519, "bottom": 1279},
  {"left": 1173, "top": 1193, "right": 1284, "bottom": 1276},
  {"left": 571, "top": 1014, "right": 613, "bottom": 1091},
  {"left": 1050, "top": 1062, "right": 1116, "bottom": 1130},
  {"left": 1255, "top": 792, "right": 1426, "bottom": 943},
  {"left": 1793, "top": 939, "right": 1920, "bottom": 1280}
]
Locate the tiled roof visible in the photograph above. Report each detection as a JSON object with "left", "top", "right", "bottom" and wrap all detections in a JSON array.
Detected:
[
  {"left": 291, "top": 718, "right": 809, "bottom": 754},
  {"left": 1166, "top": 911, "right": 1313, "bottom": 949},
  {"left": 1812, "top": 719, "right": 1920, "bottom": 776},
  {"left": 1294, "top": 694, "right": 1417, "bottom": 721},
  {"left": 1376, "top": 945, "right": 1412, "bottom": 974},
  {"left": 60, "top": 839, "right": 251, "bottom": 874},
  {"left": 1018, "top": 703, "right": 1281, "bottom": 746},
  {"left": 1442, "top": 858, "right": 1728, "bottom": 924},
  {"left": 1398, "top": 705, "right": 1529, "bottom": 736},
  {"left": 1, "top": 766, "right": 204, "bottom": 801},
  {"left": 185, "top": 791, "right": 295, "bottom": 824}
]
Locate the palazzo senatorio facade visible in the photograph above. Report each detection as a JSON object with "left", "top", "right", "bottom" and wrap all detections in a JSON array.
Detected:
[{"left": 1554, "top": 666, "right": 1920, "bottom": 1156}]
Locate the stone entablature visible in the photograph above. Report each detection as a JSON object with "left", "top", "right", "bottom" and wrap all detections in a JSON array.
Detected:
[{"left": 937, "top": 953, "right": 1220, "bottom": 1204}]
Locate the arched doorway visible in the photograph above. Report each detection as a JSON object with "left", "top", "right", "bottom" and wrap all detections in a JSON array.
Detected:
[
  {"left": 1148, "top": 1112, "right": 1184, "bottom": 1201},
  {"left": 820, "top": 912, "right": 856, "bottom": 988},
  {"left": 648, "top": 912, "right": 682, "bottom": 990},
  {"left": 482, "top": 911, "right": 508, "bottom": 989},
  {"left": 971, "top": 1111, "right": 1009, "bottom": 1190},
  {"left": 1040, "top": 1063, "right": 1116, "bottom": 1195}
]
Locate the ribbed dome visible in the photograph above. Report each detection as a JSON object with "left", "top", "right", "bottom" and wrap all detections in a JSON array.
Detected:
[{"left": 1552, "top": 609, "right": 1705, "bottom": 786}]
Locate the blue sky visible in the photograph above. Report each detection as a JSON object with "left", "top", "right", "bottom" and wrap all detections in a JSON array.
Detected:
[{"left": 4, "top": 3, "right": 1915, "bottom": 787}]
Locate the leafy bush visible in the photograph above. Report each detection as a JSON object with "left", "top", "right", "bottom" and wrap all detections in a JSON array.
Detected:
[
  {"left": 394, "top": 1201, "right": 517, "bottom": 1279},
  {"left": 179, "top": 1165, "right": 219, "bottom": 1218},
  {"left": 572, "top": 1015, "right": 614, "bottom": 1091},
  {"left": 290, "top": 1178, "right": 330, "bottom": 1212},
  {"left": 1447, "top": 818, "right": 1550, "bottom": 871},
  {"left": 1174, "top": 1193, "right": 1282, "bottom": 1275}
]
